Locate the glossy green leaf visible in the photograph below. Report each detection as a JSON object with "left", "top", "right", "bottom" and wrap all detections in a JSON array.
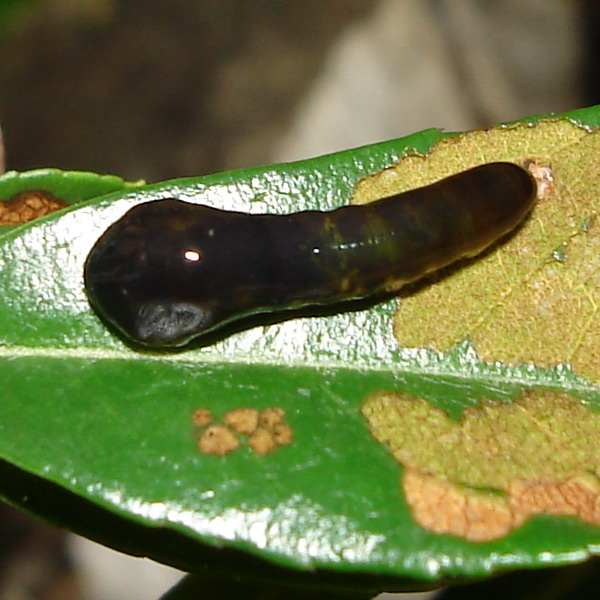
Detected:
[
  {"left": 0, "top": 106, "right": 599, "bottom": 592},
  {"left": 0, "top": 168, "right": 140, "bottom": 203},
  {"left": 0, "top": 168, "right": 142, "bottom": 233}
]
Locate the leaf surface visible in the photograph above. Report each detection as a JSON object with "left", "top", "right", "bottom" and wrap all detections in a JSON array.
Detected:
[{"left": 0, "top": 108, "right": 598, "bottom": 588}]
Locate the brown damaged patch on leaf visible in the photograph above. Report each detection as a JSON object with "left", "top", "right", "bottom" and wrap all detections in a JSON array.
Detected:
[
  {"left": 353, "top": 120, "right": 599, "bottom": 384},
  {"left": 191, "top": 408, "right": 212, "bottom": 427},
  {"left": 192, "top": 407, "right": 292, "bottom": 456},
  {"left": 248, "top": 428, "right": 278, "bottom": 455},
  {"left": 362, "top": 389, "right": 600, "bottom": 488},
  {"left": 224, "top": 407, "right": 259, "bottom": 435},
  {"left": 260, "top": 407, "right": 285, "bottom": 428},
  {"left": 403, "top": 468, "right": 526, "bottom": 542},
  {"left": 508, "top": 474, "right": 600, "bottom": 523},
  {"left": 272, "top": 422, "right": 293, "bottom": 446},
  {"left": 0, "top": 190, "right": 68, "bottom": 224},
  {"left": 404, "top": 469, "right": 600, "bottom": 542},
  {"left": 362, "top": 389, "right": 600, "bottom": 541},
  {"left": 198, "top": 424, "right": 239, "bottom": 456}
]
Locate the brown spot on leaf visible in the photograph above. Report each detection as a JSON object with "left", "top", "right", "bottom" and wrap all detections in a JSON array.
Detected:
[
  {"left": 192, "top": 407, "right": 292, "bottom": 456},
  {"left": 508, "top": 475, "right": 600, "bottom": 524},
  {"left": 272, "top": 423, "right": 293, "bottom": 446},
  {"left": 191, "top": 408, "right": 212, "bottom": 427},
  {"left": 404, "top": 470, "right": 600, "bottom": 542},
  {"left": 248, "top": 428, "right": 278, "bottom": 455},
  {"left": 0, "top": 190, "right": 67, "bottom": 225},
  {"left": 362, "top": 389, "right": 600, "bottom": 541},
  {"left": 403, "top": 468, "right": 525, "bottom": 542},
  {"left": 260, "top": 407, "right": 285, "bottom": 428},
  {"left": 198, "top": 424, "right": 239, "bottom": 456},
  {"left": 224, "top": 408, "right": 259, "bottom": 435}
]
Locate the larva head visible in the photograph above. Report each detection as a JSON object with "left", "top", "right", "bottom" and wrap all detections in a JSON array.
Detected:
[{"left": 84, "top": 199, "right": 245, "bottom": 347}]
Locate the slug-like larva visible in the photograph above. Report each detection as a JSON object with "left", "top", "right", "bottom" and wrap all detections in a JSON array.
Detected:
[{"left": 84, "top": 162, "right": 536, "bottom": 348}]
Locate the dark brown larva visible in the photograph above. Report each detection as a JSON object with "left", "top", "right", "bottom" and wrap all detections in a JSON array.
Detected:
[{"left": 84, "top": 162, "right": 536, "bottom": 348}]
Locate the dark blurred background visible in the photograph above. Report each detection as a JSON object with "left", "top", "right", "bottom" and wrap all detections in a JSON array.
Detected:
[
  {"left": 0, "top": 0, "right": 597, "bottom": 182},
  {"left": 0, "top": 1, "right": 599, "bottom": 599},
  {"left": 0, "top": 0, "right": 376, "bottom": 180}
]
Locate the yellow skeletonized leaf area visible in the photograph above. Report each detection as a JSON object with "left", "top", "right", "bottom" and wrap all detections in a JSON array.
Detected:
[
  {"left": 361, "top": 389, "right": 600, "bottom": 541},
  {"left": 353, "top": 120, "right": 599, "bottom": 384}
]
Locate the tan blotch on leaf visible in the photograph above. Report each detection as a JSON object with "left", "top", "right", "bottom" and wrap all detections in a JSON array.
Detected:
[
  {"left": 224, "top": 408, "right": 259, "bottom": 435},
  {"left": 508, "top": 475, "right": 600, "bottom": 524},
  {"left": 198, "top": 424, "right": 239, "bottom": 456},
  {"left": 404, "top": 469, "right": 600, "bottom": 542},
  {"left": 191, "top": 408, "right": 212, "bottom": 427},
  {"left": 248, "top": 428, "right": 278, "bottom": 456},
  {"left": 403, "top": 468, "right": 526, "bottom": 543},
  {"left": 260, "top": 408, "right": 285, "bottom": 428},
  {"left": 362, "top": 390, "right": 600, "bottom": 490},
  {"left": 0, "top": 190, "right": 67, "bottom": 225},
  {"left": 272, "top": 423, "right": 292, "bottom": 446},
  {"left": 192, "top": 406, "right": 292, "bottom": 456},
  {"left": 363, "top": 389, "right": 600, "bottom": 541}
]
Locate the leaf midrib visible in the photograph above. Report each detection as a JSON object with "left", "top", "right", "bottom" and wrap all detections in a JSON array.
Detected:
[{"left": 0, "top": 342, "right": 595, "bottom": 396}]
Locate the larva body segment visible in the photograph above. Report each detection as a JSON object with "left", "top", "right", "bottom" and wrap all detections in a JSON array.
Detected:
[{"left": 84, "top": 162, "right": 536, "bottom": 348}]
